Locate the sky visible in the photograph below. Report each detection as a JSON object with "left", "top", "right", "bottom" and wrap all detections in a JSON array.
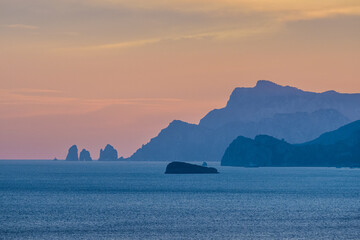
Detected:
[{"left": 1, "top": 0, "right": 360, "bottom": 159}]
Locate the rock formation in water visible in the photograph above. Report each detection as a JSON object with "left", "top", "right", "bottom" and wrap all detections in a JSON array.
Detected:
[
  {"left": 165, "top": 162, "right": 219, "bottom": 174},
  {"left": 65, "top": 145, "right": 79, "bottom": 161},
  {"left": 128, "top": 80, "right": 360, "bottom": 162},
  {"left": 79, "top": 149, "right": 92, "bottom": 161},
  {"left": 221, "top": 120, "right": 360, "bottom": 167},
  {"left": 99, "top": 144, "right": 118, "bottom": 161}
]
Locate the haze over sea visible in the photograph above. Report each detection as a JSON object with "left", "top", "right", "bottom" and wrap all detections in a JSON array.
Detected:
[{"left": 1, "top": 161, "right": 359, "bottom": 239}]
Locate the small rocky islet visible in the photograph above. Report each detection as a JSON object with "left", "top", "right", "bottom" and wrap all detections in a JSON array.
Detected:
[
  {"left": 165, "top": 161, "right": 219, "bottom": 174},
  {"left": 63, "top": 144, "right": 122, "bottom": 161}
]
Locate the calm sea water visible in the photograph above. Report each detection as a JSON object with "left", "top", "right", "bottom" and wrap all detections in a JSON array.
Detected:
[{"left": 0, "top": 161, "right": 360, "bottom": 240}]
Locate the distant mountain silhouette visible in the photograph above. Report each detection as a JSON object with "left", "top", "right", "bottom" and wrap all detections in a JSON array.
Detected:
[
  {"left": 65, "top": 145, "right": 78, "bottom": 161},
  {"left": 221, "top": 120, "right": 360, "bottom": 167},
  {"left": 200, "top": 80, "right": 360, "bottom": 127},
  {"left": 130, "top": 120, "right": 213, "bottom": 162},
  {"left": 99, "top": 144, "right": 118, "bottom": 161},
  {"left": 128, "top": 80, "right": 360, "bottom": 162}
]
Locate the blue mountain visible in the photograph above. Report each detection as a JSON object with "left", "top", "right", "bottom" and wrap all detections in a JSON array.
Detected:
[
  {"left": 128, "top": 81, "right": 360, "bottom": 162},
  {"left": 221, "top": 120, "right": 360, "bottom": 167}
]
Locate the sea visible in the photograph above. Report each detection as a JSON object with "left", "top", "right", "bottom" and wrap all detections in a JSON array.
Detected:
[{"left": 0, "top": 160, "right": 360, "bottom": 240}]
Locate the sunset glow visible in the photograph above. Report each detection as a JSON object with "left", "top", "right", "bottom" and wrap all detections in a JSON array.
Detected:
[{"left": 1, "top": 0, "right": 359, "bottom": 159}]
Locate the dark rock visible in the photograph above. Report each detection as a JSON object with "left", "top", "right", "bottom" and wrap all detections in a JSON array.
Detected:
[
  {"left": 165, "top": 162, "right": 218, "bottom": 174},
  {"left": 65, "top": 145, "right": 78, "bottom": 161},
  {"left": 79, "top": 149, "right": 92, "bottom": 161},
  {"left": 99, "top": 144, "right": 118, "bottom": 161}
]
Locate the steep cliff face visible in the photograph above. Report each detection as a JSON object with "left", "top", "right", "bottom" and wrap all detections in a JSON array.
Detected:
[
  {"left": 65, "top": 145, "right": 78, "bottom": 161},
  {"left": 99, "top": 144, "right": 118, "bottom": 161},
  {"left": 200, "top": 80, "right": 360, "bottom": 128},
  {"left": 79, "top": 149, "right": 92, "bottom": 161}
]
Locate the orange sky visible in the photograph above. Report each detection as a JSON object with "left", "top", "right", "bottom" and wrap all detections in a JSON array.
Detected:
[{"left": 0, "top": 0, "right": 359, "bottom": 159}]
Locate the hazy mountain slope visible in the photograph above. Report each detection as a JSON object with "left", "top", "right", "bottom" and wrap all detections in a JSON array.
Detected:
[
  {"left": 215, "top": 109, "right": 349, "bottom": 144},
  {"left": 128, "top": 109, "right": 349, "bottom": 161},
  {"left": 129, "top": 120, "right": 215, "bottom": 162},
  {"left": 306, "top": 120, "right": 360, "bottom": 146}
]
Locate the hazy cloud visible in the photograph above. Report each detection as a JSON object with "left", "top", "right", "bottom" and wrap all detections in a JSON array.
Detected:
[
  {"left": 0, "top": 89, "right": 182, "bottom": 118},
  {"left": 5, "top": 24, "right": 39, "bottom": 30},
  {"left": 2, "top": 0, "right": 358, "bottom": 54},
  {"left": 65, "top": 23, "right": 279, "bottom": 51}
]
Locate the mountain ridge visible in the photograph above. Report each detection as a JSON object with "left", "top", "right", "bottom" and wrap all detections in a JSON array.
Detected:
[
  {"left": 127, "top": 80, "right": 360, "bottom": 162},
  {"left": 200, "top": 80, "right": 360, "bottom": 128}
]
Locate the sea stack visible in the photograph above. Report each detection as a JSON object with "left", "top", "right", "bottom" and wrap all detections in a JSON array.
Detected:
[
  {"left": 165, "top": 162, "right": 219, "bottom": 174},
  {"left": 65, "top": 145, "right": 79, "bottom": 161},
  {"left": 99, "top": 144, "right": 118, "bottom": 161},
  {"left": 79, "top": 149, "right": 92, "bottom": 161}
]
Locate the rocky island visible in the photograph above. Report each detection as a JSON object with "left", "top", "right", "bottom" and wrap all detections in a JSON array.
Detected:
[
  {"left": 165, "top": 162, "right": 219, "bottom": 174},
  {"left": 79, "top": 149, "right": 92, "bottom": 161},
  {"left": 65, "top": 145, "right": 79, "bottom": 161},
  {"left": 99, "top": 144, "right": 118, "bottom": 161}
]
